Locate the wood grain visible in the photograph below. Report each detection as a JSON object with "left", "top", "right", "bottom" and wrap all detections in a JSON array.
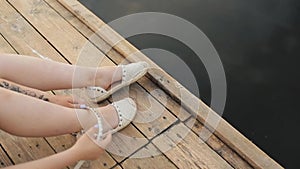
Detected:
[
  {"left": 58, "top": 0, "right": 284, "bottom": 168},
  {"left": 0, "top": 145, "right": 13, "bottom": 168},
  {"left": 0, "top": 131, "right": 55, "bottom": 165},
  {"left": 153, "top": 122, "right": 233, "bottom": 169},
  {"left": 121, "top": 143, "right": 178, "bottom": 169},
  {"left": 185, "top": 118, "right": 253, "bottom": 169}
]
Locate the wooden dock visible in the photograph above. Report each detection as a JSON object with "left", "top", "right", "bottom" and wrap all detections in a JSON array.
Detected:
[{"left": 0, "top": 0, "right": 283, "bottom": 168}]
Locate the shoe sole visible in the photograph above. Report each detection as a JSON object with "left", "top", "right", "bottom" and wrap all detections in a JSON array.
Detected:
[{"left": 91, "top": 67, "right": 148, "bottom": 103}]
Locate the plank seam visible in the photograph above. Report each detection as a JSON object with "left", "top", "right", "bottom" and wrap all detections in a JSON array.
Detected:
[
  {"left": 183, "top": 116, "right": 254, "bottom": 169},
  {"left": 0, "top": 33, "right": 19, "bottom": 54},
  {"left": 42, "top": 0, "right": 120, "bottom": 67},
  {"left": 0, "top": 143, "right": 15, "bottom": 165},
  {"left": 6, "top": 0, "right": 72, "bottom": 65},
  {"left": 118, "top": 120, "right": 181, "bottom": 168},
  {"left": 110, "top": 164, "right": 124, "bottom": 169},
  {"left": 42, "top": 137, "right": 71, "bottom": 169}
]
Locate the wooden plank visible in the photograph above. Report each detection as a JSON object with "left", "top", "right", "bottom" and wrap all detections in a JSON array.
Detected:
[
  {"left": 58, "top": 1, "right": 284, "bottom": 168},
  {"left": 44, "top": 0, "right": 112, "bottom": 52},
  {"left": 0, "top": 131, "right": 56, "bottom": 165},
  {"left": 121, "top": 143, "right": 178, "bottom": 169},
  {"left": 108, "top": 124, "right": 149, "bottom": 162},
  {"left": 0, "top": 1, "right": 65, "bottom": 62},
  {"left": 112, "top": 165, "right": 122, "bottom": 169},
  {"left": 186, "top": 118, "right": 253, "bottom": 169},
  {"left": 110, "top": 83, "right": 178, "bottom": 138},
  {"left": 0, "top": 144, "right": 14, "bottom": 167},
  {"left": 45, "top": 135, "right": 75, "bottom": 154},
  {"left": 0, "top": 35, "right": 15, "bottom": 53},
  {"left": 44, "top": 0, "right": 94, "bottom": 37},
  {"left": 7, "top": 0, "right": 106, "bottom": 65},
  {"left": 152, "top": 122, "right": 233, "bottom": 169}
]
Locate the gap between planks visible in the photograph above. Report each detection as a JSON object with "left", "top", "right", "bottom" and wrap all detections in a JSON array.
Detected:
[{"left": 57, "top": 0, "right": 284, "bottom": 169}]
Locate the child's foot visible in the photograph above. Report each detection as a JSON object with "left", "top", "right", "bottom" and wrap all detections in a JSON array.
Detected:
[
  {"left": 75, "top": 104, "right": 119, "bottom": 133},
  {"left": 87, "top": 62, "right": 149, "bottom": 102},
  {"left": 95, "top": 104, "right": 119, "bottom": 133},
  {"left": 94, "top": 66, "right": 122, "bottom": 90},
  {"left": 76, "top": 98, "right": 137, "bottom": 134},
  {"left": 93, "top": 98, "right": 137, "bottom": 133}
]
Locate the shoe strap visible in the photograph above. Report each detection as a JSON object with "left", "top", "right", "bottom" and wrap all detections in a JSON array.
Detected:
[
  {"left": 120, "top": 64, "right": 127, "bottom": 84},
  {"left": 111, "top": 102, "right": 123, "bottom": 128},
  {"left": 87, "top": 107, "right": 103, "bottom": 142}
]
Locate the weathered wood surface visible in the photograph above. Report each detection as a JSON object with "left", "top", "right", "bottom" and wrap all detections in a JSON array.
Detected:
[
  {"left": 121, "top": 143, "right": 178, "bottom": 169},
  {"left": 152, "top": 123, "right": 233, "bottom": 169},
  {"left": 58, "top": 0, "right": 283, "bottom": 169},
  {"left": 185, "top": 118, "right": 253, "bottom": 169},
  {"left": 0, "top": 145, "right": 13, "bottom": 168},
  {"left": 0, "top": 0, "right": 283, "bottom": 169}
]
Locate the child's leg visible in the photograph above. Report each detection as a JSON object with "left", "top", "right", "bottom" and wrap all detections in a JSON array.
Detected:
[
  {"left": 0, "top": 78, "right": 84, "bottom": 108},
  {"left": 0, "top": 54, "right": 122, "bottom": 91},
  {"left": 0, "top": 78, "right": 50, "bottom": 101},
  {"left": 0, "top": 88, "right": 118, "bottom": 137}
]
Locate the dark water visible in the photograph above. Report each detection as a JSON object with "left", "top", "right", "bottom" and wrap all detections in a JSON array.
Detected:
[{"left": 79, "top": 0, "right": 300, "bottom": 168}]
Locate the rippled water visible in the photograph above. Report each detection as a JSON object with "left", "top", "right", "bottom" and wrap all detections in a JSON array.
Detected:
[{"left": 80, "top": 0, "right": 300, "bottom": 167}]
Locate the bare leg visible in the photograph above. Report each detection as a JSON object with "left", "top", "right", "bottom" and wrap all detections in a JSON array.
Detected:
[
  {"left": 0, "top": 87, "right": 118, "bottom": 137},
  {"left": 0, "top": 78, "right": 50, "bottom": 101},
  {"left": 0, "top": 54, "right": 122, "bottom": 91},
  {"left": 0, "top": 78, "right": 86, "bottom": 108}
]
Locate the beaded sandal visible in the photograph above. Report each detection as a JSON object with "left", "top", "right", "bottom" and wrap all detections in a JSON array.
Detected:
[
  {"left": 86, "top": 62, "right": 149, "bottom": 103},
  {"left": 74, "top": 98, "right": 137, "bottom": 169}
]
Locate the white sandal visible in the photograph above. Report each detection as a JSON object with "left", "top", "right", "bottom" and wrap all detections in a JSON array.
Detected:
[
  {"left": 85, "top": 98, "right": 137, "bottom": 134},
  {"left": 86, "top": 61, "right": 149, "bottom": 102},
  {"left": 110, "top": 97, "right": 137, "bottom": 133},
  {"left": 74, "top": 98, "right": 137, "bottom": 169}
]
